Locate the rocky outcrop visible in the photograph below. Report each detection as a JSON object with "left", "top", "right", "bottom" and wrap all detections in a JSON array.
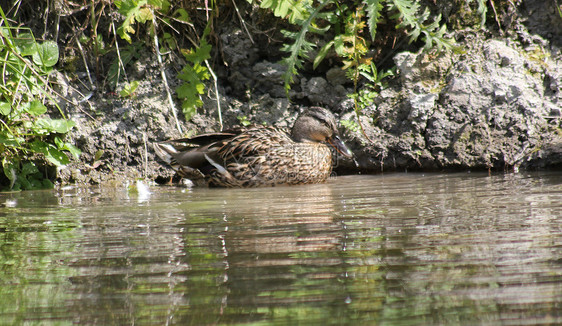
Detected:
[{"left": 345, "top": 30, "right": 561, "bottom": 172}]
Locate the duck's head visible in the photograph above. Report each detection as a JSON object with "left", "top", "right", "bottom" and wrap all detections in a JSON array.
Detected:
[{"left": 291, "top": 107, "right": 353, "bottom": 158}]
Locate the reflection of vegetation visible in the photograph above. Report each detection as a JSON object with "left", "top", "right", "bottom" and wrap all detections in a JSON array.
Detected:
[
  {"left": 1, "top": 175, "right": 560, "bottom": 324},
  {"left": 0, "top": 208, "right": 78, "bottom": 323}
]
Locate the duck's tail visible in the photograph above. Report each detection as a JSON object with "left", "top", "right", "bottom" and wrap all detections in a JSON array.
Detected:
[{"left": 153, "top": 142, "right": 180, "bottom": 171}]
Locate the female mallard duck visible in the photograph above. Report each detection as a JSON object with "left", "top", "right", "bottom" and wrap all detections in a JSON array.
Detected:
[{"left": 154, "top": 107, "right": 353, "bottom": 187}]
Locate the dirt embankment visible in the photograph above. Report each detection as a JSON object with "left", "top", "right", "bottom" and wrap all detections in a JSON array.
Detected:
[{"left": 31, "top": 0, "right": 562, "bottom": 186}]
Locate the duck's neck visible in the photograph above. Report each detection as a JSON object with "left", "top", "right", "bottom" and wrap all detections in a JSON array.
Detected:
[{"left": 291, "top": 116, "right": 314, "bottom": 142}]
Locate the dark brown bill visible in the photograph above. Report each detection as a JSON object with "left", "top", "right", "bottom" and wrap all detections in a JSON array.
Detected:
[{"left": 327, "top": 135, "right": 353, "bottom": 158}]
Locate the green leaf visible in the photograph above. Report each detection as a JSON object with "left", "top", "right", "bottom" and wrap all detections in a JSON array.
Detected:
[
  {"left": 279, "top": 1, "right": 332, "bottom": 92},
  {"left": 26, "top": 100, "right": 47, "bottom": 116},
  {"left": 116, "top": 0, "right": 149, "bottom": 43},
  {"left": 20, "top": 161, "right": 39, "bottom": 177},
  {"left": 120, "top": 80, "right": 140, "bottom": 97},
  {"left": 181, "top": 101, "right": 198, "bottom": 121},
  {"left": 32, "top": 41, "right": 59, "bottom": 67},
  {"left": 182, "top": 42, "right": 211, "bottom": 65},
  {"left": 30, "top": 140, "right": 70, "bottom": 166},
  {"left": 45, "top": 147, "right": 70, "bottom": 166},
  {"left": 365, "top": 0, "right": 383, "bottom": 41},
  {"left": 94, "top": 150, "right": 104, "bottom": 161},
  {"left": 0, "top": 101, "right": 11, "bottom": 115},
  {"left": 34, "top": 118, "right": 76, "bottom": 134},
  {"left": 14, "top": 32, "right": 37, "bottom": 56},
  {"left": 63, "top": 143, "right": 82, "bottom": 159},
  {"left": 173, "top": 8, "right": 191, "bottom": 23},
  {"left": 107, "top": 42, "right": 142, "bottom": 88},
  {"left": 55, "top": 136, "right": 81, "bottom": 159},
  {"left": 148, "top": 0, "right": 164, "bottom": 7},
  {"left": 135, "top": 7, "right": 154, "bottom": 23},
  {"left": 41, "top": 179, "right": 54, "bottom": 189},
  {"left": 313, "top": 40, "right": 334, "bottom": 69},
  {"left": 2, "top": 157, "right": 17, "bottom": 185}
]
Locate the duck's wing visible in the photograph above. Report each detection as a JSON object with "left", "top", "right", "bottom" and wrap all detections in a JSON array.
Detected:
[
  {"left": 168, "top": 128, "right": 243, "bottom": 147},
  {"left": 154, "top": 141, "right": 221, "bottom": 171}
]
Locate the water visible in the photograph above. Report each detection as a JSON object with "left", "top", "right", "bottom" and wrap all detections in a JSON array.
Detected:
[{"left": 0, "top": 172, "right": 561, "bottom": 325}]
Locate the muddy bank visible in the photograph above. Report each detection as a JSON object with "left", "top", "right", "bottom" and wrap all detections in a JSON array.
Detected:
[{"left": 55, "top": 0, "right": 561, "bottom": 186}]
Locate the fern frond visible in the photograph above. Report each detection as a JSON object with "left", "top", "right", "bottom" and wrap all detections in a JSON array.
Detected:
[
  {"left": 253, "top": 0, "right": 311, "bottom": 24},
  {"left": 365, "top": 0, "right": 384, "bottom": 41},
  {"left": 280, "top": 0, "right": 332, "bottom": 93},
  {"left": 387, "top": 0, "right": 454, "bottom": 50}
]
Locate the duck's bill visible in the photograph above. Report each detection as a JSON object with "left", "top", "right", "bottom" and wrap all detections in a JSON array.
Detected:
[{"left": 328, "top": 135, "right": 353, "bottom": 158}]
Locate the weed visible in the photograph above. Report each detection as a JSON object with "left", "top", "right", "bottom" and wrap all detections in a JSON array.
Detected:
[{"left": 0, "top": 8, "right": 80, "bottom": 190}]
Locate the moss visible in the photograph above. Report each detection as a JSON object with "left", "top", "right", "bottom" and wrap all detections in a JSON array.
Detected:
[
  {"left": 523, "top": 45, "right": 551, "bottom": 68},
  {"left": 446, "top": 0, "right": 487, "bottom": 30}
]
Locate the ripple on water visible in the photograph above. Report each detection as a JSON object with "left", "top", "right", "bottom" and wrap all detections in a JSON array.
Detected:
[{"left": 0, "top": 172, "right": 560, "bottom": 325}]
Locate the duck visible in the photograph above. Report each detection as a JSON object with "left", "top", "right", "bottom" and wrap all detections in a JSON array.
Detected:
[{"left": 153, "top": 107, "right": 353, "bottom": 187}]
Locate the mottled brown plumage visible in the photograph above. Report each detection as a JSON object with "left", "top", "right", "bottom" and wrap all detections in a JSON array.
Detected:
[{"left": 154, "top": 107, "right": 352, "bottom": 187}]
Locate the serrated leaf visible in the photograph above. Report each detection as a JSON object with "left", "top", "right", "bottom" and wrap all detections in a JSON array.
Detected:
[
  {"left": 136, "top": 7, "right": 154, "bottom": 23},
  {"left": 181, "top": 101, "right": 198, "bottom": 121},
  {"left": 148, "top": 0, "right": 164, "bottom": 7},
  {"left": 365, "top": 0, "right": 383, "bottom": 40},
  {"left": 116, "top": 0, "right": 148, "bottom": 43},
  {"left": 182, "top": 43, "right": 211, "bottom": 65},
  {"left": 117, "top": 25, "right": 133, "bottom": 43}
]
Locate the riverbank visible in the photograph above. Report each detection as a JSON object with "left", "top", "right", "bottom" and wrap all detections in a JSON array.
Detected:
[{"left": 9, "top": 1, "right": 561, "bottom": 187}]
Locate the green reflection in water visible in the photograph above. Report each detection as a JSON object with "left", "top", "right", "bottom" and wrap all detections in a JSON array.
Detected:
[{"left": 0, "top": 173, "right": 560, "bottom": 325}]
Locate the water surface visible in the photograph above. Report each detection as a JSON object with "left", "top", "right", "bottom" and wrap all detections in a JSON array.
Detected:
[{"left": 1, "top": 172, "right": 561, "bottom": 325}]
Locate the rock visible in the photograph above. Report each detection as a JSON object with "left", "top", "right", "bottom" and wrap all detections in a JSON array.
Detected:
[
  {"left": 252, "top": 61, "right": 287, "bottom": 98},
  {"left": 354, "top": 27, "right": 561, "bottom": 172},
  {"left": 326, "top": 67, "right": 348, "bottom": 86}
]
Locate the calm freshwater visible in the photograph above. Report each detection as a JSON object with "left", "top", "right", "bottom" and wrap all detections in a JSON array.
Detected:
[{"left": 0, "top": 172, "right": 561, "bottom": 325}]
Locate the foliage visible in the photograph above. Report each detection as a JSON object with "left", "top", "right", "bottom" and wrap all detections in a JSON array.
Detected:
[
  {"left": 251, "top": 0, "right": 455, "bottom": 90},
  {"left": 113, "top": 0, "right": 211, "bottom": 122},
  {"left": 0, "top": 9, "right": 80, "bottom": 191},
  {"left": 106, "top": 42, "right": 143, "bottom": 89},
  {"left": 237, "top": 115, "right": 252, "bottom": 127},
  {"left": 176, "top": 28, "right": 212, "bottom": 121},
  {"left": 115, "top": 0, "right": 171, "bottom": 43},
  {"left": 387, "top": 0, "right": 453, "bottom": 50},
  {"left": 120, "top": 80, "right": 140, "bottom": 97},
  {"left": 474, "top": 0, "right": 488, "bottom": 27},
  {"left": 279, "top": 2, "right": 331, "bottom": 94},
  {"left": 250, "top": 0, "right": 456, "bottom": 141},
  {"left": 340, "top": 119, "right": 361, "bottom": 133}
]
